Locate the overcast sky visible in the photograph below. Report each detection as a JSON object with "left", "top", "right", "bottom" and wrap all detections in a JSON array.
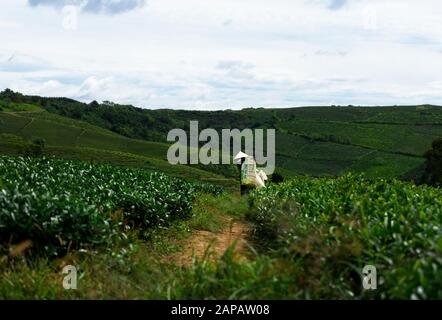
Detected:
[{"left": 1, "top": 0, "right": 442, "bottom": 109}]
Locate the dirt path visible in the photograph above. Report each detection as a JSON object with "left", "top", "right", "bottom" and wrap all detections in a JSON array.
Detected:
[
  {"left": 172, "top": 217, "right": 250, "bottom": 267},
  {"left": 18, "top": 117, "right": 35, "bottom": 133}
]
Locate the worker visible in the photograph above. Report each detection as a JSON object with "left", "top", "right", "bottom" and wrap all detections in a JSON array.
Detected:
[{"left": 234, "top": 151, "right": 267, "bottom": 195}]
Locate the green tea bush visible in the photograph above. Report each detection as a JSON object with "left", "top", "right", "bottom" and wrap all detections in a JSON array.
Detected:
[
  {"left": 248, "top": 174, "right": 442, "bottom": 299},
  {"left": 0, "top": 156, "right": 223, "bottom": 257}
]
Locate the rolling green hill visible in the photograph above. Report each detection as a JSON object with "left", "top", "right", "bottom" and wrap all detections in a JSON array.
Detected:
[
  {"left": 1, "top": 89, "right": 441, "bottom": 180},
  {"left": 0, "top": 105, "right": 236, "bottom": 189}
]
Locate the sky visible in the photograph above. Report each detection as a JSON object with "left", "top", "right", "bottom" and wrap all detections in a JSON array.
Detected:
[{"left": 1, "top": 0, "right": 442, "bottom": 109}]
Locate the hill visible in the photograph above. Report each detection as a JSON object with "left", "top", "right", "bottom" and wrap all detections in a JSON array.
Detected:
[
  {"left": 1, "top": 89, "right": 442, "bottom": 179},
  {"left": 0, "top": 100, "right": 236, "bottom": 189}
]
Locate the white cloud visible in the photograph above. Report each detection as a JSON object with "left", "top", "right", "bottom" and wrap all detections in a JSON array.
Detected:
[
  {"left": 328, "top": 0, "right": 347, "bottom": 11},
  {"left": 216, "top": 61, "right": 255, "bottom": 80},
  {"left": 0, "top": 20, "right": 19, "bottom": 28},
  {"left": 27, "top": 0, "right": 147, "bottom": 15},
  {"left": 77, "top": 76, "right": 113, "bottom": 99},
  {"left": 1, "top": 0, "right": 442, "bottom": 108}
]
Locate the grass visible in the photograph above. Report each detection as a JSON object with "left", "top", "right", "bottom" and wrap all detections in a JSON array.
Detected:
[
  {"left": 0, "top": 194, "right": 236, "bottom": 299},
  {"left": 0, "top": 101, "right": 42, "bottom": 112},
  {"left": 188, "top": 195, "right": 227, "bottom": 233}
]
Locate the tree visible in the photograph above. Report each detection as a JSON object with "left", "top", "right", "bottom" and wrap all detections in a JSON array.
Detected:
[
  {"left": 0, "top": 88, "right": 24, "bottom": 103},
  {"left": 22, "top": 138, "right": 46, "bottom": 156},
  {"left": 89, "top": 100, "right": 100, "bottom": 108},
  {"left": 421, "top": 138, "right": 442, "bottom": 187}
]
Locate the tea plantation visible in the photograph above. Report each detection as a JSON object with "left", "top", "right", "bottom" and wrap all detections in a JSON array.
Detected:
[
  {"left": 0, "top": 156, "right": 223, "bottom": 257},
  {"left": 248, "top": 174, "right": 442, "bottom": 299}
]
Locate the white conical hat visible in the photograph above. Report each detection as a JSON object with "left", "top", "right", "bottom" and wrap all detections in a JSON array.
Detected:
[{"left": 234, "top": 151, "right": 249, "bottom": 163}]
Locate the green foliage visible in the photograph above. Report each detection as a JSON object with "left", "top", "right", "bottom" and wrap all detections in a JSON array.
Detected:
[
  {"left": 167, "top": 249, "right": 297, "bottom": 299},
  {"left": 23, "top": 138, "right": 45, "bottom": 156},
  {"left": 0, "top": 156, "right": 223, "bottom": 257},
  {"left": 0, "top": 98, "right": 41, "bottom": 112},
  {"left": 0, "top": 134, "right": 45, "bottom": 157},
  {"left": 421, "top": 137, "right": 442, "bottom": 187},
  {"left": 0, "top": 111, "right": 235, "bottom": 185},
  {"left": 31, "top": 138, "right": 45, "bottom": 148},
  {"left": 2, "top": 89, "right": 441, "bottom": 179},
  {"left": 248, "top": 174, "right": 442, "bottom": 299},
  {"left": 0, "top": 192, "right": 237, "bottom": 300}
]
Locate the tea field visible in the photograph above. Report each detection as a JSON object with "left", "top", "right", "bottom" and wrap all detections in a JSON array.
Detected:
[
  {"left": 0, "top": 156, "right": 223, "bottom": 257},
  {"left": 1, "top": 156, "right": 442, "bottom": 300},
  {"left": 246, "top": 174, "right": 442, "bottom": 299}
]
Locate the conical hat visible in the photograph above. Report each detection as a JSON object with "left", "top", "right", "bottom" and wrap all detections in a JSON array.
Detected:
[{"left": 234, "top": 151, "right": 249, "bottom": 163}]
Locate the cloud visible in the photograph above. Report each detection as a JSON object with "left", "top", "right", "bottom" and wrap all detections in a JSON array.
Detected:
[
  {"left": 82, "top": 0, "right": 146, "bottom": 14},
  {"left": 216, "top": 61, "right": 255, "bottom": 80},
  {"left": 313, "top": 50, "right": 347, "bottom": 57},
  {"left": 222, "top": 19, "right": 233, "bottom": 26},
  {"left": 0, "top": 53, "right": 51, "bottom": 72},
  {"left": 76, "top": 76, "right": 114, "bottom": 99},
  {"left": 0, "top": 20, "right": 19, "bottom": 28},
  {"left": 328, "top": 0, "right": 347, "bottom": 10},
  {"left": 27, "top": 0, "right": 146, "bottom": 15},
  {"left": 4, "top": 0, "right": 442, "bottom": 108}
]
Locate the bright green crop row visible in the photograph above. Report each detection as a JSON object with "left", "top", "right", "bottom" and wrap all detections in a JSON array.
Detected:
[
  {"left": 0, "top": 156, "right": 223, "bottom": 257},
  {"left": 248, "top": 174, "right": 442, "bottom": 299}
]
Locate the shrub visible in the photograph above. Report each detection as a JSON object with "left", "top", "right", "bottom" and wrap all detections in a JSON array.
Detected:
[
  {"left": 248, "top": 174, "right": 442, "bottom": 299},
  {"left": 0, "top": 156, "right": 223, "bottom": 257},
  {"left": 421, "top": 137, "right": 442, "bottom": 187}
]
